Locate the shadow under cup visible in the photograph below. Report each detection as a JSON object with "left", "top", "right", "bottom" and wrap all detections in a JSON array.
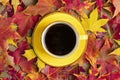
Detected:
[{"left": 42, "top": 22, "right": 78, "bottom": 57}]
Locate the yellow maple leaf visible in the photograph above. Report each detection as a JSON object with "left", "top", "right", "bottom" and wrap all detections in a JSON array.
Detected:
[
  {"left": 115, "top": 40, "right": 120, "bottom": 45},
  {"left": 0, "top": 0, "right": 9, "bottom": 5},
  {"left": 23, "top": 49, "right": 36, "bottom": 61},
  {"left": 110, "top": 48, "right": 120, "bottom": 56},
  {"left": 81, "top": 8, "right": 108, "bottom": 32},
  {"left": 7, "top": 38, "right": 17, "bottom": 47},
  {"left": 11, "top": 0, "right": 20, "bottom": 13},
  {"left": 36, "top": 58, "right": 45, "bottom": 71},
  {"left": 26, "top": 36, "right": 32, "bottom": 45},
  {"left": 10, "top": 23, "right": 18, "bottom": 30},
  {"left": 23, "top": 49, "right": 45, "bottom": 71}
]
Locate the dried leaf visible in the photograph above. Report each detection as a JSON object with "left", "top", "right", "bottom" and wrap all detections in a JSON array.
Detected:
[
  {"left": 90, "top": 19, "right": 108, "bottom": 32},
  {"left": 0, "top": 17, "right": 20, "bottom": 52},
  {"left": 90, "top": 8, "right": 98, "bottom": 24},
  {"left": 84, "top": 33, "right": 100, "bottom": 67},
  {"left": 12, "top": 13, "right": 39, "bottom": 36},
  {"left": 6, "top": 53, "right": 15, "bottom": 66},
  {"left": 26, "top": 36, "right": 32, "bottom": 44},
  {"left": 23, "top": 49, "right": 36, "bottom": 61},
  {"left": 110, "top": 48, "right": 120, "bottom": 55},
  {"left": 8, "top": 41, "right": 29, "bottom": 64},
  {"left": 0, "top": 72, "right": 11, "bottom": 78},
  {"left": 60, "top": 0, "right": 94, "bottom": 18},
  {"left": 81, "top": 8, "right": 108, "bottom": 32},
  {"left": 112, "top": 0, "right": 120, "bottom": 17},
  {"left": 100, "top": 38, "right": 113, "bottom": 54},
  {"left": 11, "top": 0, "right": 20, "bottom": 13},
  {"left": 115, "top": 40, "right": 120, "bottom": 45},
  {"left": 96, "top": 55, "right": 119, "bottom": 75},
  {"left": 7, "top": 38, "right": 17, "bottom": 47},
  {"left": 0, "top": 0, "right": 9, "bottom": 5},
  {"left": 19, "top": 57, "right": 37, "bottom": 73},
  {"left": 36, "top": 59, "right": 45, "bottom": 71},
  {"left": 26, "top": 72, "right": 45, "bottom": 80},
  {"left": 96, "top": 0, "right": 104, "bottom": 10},
  {"left": 113, "top": 24, "right": 120, "bottom": 40},
  {"left": 23, "top": 0, "right": 62, "bottom": 16},
  {"left": 97, "top": 72, "right": 120, "bottom": 80},
  {"left": 22, "top": 0, "right": 38, "bottom": 7}
]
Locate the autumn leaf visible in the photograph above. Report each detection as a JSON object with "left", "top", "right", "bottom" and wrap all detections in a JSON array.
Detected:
[
  {"left": 110, "top": 48, "right": 120, "bottom": 55},
  {"left": 11, "top": 0, "right": 20, "bottom": 13},
  {"left": 112, "top": 0, "right": 120, "bottom": 17},
  {"left": 100, "top": 38, "right": 113, "bottom": 54},
  {"left": 36, "top": 59, "right": 45, "bottom": 71},
  {"left": 23, "top": 0, "right": 63, "bottom": 16},
  {"left": 8, "top": 41, "right": 29, "bottom": 64},
  {"left": 23, "top": 49, "right": 36, "bottom": 61},
  {"left": 23, "top": 48, "right": 45, "bottom": 71},
  {"left": 96, "top": 55, "right": 119, "bottom": 75},
  {"left": 60, "top": 0, "right": 94, "bottom": 18},
  {"left": 26, "top": 72, "right": 45, "bottom": 80},
  {"left": 12, "top": 13, "right": 39, "bottom": 36},
  {"left": 22, "top": 0, "right": 38, "bottom": 7},
  {"left": 96, "top": 0, "right": 104, "bottom": 10},
  {"left": 8, "top": 41, "right": 37, "bottom": 73},
  {"left": 41, "top": 65, "right": 62, "bottom": 79},
  {"left": 97, "top": 72, "right": 120, "bottom": 80},
  {"left": 115, "top": 40, "right": 120, "bottom": 45},
  {"left": 26, "top": 36, "right": 32, "bottom": 44},
  {"left": 81, "top": 8, "right": 108, "bottom": 32},
  {"left": 0, "top": 17, "right": 20, "bottom": 52},
  {"left": 113, "top": 24, "right": 120, "bottom": 40},
  {"left": 0, "top": 0, "right": 9, "bottom": 5},
  {"left": 7, "top": 38, "right": 17, "bottom": 47},
  {"left": 84, "top": 33, "right": 100, "bottom": 67}
]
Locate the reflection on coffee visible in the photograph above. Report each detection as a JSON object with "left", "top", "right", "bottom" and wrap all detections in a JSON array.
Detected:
[{"left": 44, "top": 23, "right": 76, "bottom": 56}]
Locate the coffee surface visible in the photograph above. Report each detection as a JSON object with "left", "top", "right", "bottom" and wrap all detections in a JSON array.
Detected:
[{"left": 44, "top": 23, "right": 76, "bottom": 56}]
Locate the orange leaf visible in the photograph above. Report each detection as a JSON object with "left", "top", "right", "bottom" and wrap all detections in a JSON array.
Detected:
[
  {"left": 23, "top": 0, "right": 63, "bottom": 16},
  {"left": 112, "top": 0, "right": 120, "bottom": 17},
  {"left": 0, "top": 17, "right": 20, "bottom": 52},
  {"left": 0, "top": 0, "right": 9, "bottom": 5}
]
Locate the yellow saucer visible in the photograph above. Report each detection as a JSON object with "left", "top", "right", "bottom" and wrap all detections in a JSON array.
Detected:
[{"left": 32, "top": 12, "right": 87, "bottom": 67}]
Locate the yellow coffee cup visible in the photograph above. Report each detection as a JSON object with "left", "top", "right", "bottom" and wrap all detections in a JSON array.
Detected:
[{"left": 32, "top": 12, "right": 87, "bottom": 67}]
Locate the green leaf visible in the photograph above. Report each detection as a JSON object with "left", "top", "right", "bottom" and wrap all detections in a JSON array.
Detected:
[{"left": 23, "top": 49, "right": 36, "bottom": 61}]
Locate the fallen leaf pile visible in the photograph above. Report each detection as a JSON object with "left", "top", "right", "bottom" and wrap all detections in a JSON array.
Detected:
[{"left": 0, "top": 0, "right": 120, "bottom": 80}]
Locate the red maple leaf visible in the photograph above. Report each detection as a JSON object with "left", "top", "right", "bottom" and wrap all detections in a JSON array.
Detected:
[
  {"left": 8, "top": 41, "right": 37, "bottom": 73},
  {"left": 12, "top": 13, "right": 40, "bottom": 36},
  {"left": 0, "top": 17, "right": 20, "bottom": 52}
]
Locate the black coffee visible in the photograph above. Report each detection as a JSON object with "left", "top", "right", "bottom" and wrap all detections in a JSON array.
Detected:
[{"left": 44, "top": 23, "right": 76, "bottom": 56}]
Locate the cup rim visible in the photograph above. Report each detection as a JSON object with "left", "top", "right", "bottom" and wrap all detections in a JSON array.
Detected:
[{"left": 41, "top": 21, "right": 79, "bottom": 58}]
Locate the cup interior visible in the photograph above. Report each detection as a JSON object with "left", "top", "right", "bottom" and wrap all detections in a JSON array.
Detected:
[{"left": 41, "top": 22, "right": 78, "bottom": 58}]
